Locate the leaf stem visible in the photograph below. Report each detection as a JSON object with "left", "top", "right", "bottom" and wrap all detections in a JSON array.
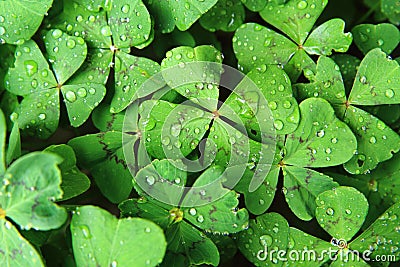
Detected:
[{"left": 354, "top": 1, "right": 380, "bottom": 25}]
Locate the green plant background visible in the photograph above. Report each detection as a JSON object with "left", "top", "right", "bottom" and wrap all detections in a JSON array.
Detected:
[{"left": 0, "top": 0, "right": 399, "bottom": 266}]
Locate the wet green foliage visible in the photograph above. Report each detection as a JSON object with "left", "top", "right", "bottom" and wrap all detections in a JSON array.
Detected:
[{"left": 0, "top": 0, "right": 399, "bottom": 266}]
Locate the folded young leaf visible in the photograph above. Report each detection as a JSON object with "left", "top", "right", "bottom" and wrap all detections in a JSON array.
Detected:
[
  {"left": 5, "top": 122, "right": 21, "bottom": 167},
  {"left": 44, "top": 144, "right": 90, "bottom": 201},
  {"left": 166, "top": 221, "right": 220, "bottom": 266},
  {"left": 68, "top": 132, "right": 136, "bottom": 203},
  {"left": 294, "top": 56, "right": 347, "bottom": 113},
  {"left": 1, "top": 152, "right": 67, "bottom": 230}
]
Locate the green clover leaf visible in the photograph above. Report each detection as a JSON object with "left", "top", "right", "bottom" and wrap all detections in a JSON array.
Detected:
[
  {"left": 143, "top": 0, "right": 218, "bottom": 33},
  {"left": 240, "top": 98, "right": 353, "bottom": 218},
  {"left": 352, "top": 23, "right": 400, "bottom": 55},
  {"left": 381, "top": 0, "right": 400, "bottom": 25},
  {"left": 133, "top": 160, "right": 249, "bottom": 234},
  {"left": 330, "top": 152, "right": 400, "bottom": 228},
  {"left": 119, "top": 198, "right": 220, "bottom": 266},
  {"left": 6, "top": 30, "right": 106, "bottom": 138},
  {"left": 240, "top": 0, "right": 268, "bottom": 12},
  {"left": 259, "top": 0, "right": 327, "bottom": 44},
  {"left": 68, "top": 104, "right": 142, "bottom": 203},
  {"left": 295, "top": 49, "right": 400, "bottom": 174},
  {"left": 237, "top": 212, "right": 290, "bottom": 267},
  {"left": 71, "top": 205, "right": 167, "bottom": 267},
  {"left": 224, "top": 65, "right": 300, "bottom": 136},
  {"left": 44, "top": 145, "right": 90, "bottom": 201},
  {"left": 160, "top": 45, "right": 223, "bottom": 110},
  {"left": 48, "top": 0, "right": 165, "bottom": 113},
  {"left": 0, "top": 0, "right": 53, "bottom": 45},
  {"left": 350, "top": 202, "right": 400, "bottom": 263},
  {"left": 233, "top": 3, "right": 352, "bottom": 80},
  {"left": 0, "top": 220, "right": 44, "bottom": 267},
  {"left": 199, "top": 0, "right": 246, "bottom": 32},
  {"left": 68, "top": 132, "right": 135, "bottom": 203},
  {"left": 316, "top": 186, "right": 369, "bottom": 241},
  {"left": 0, "top": 111, "right": 67, "bottom": 265}
]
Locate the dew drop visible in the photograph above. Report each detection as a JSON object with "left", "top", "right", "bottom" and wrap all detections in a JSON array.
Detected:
[
  {"left": 121, "top": 4, "right": 130, "bottom": 13},
  {"left": 146, "top": 176, "right": 155, "bottom": 186},
  {"left": 76, "top": 88, "right": 87, "bottom": 97},
  {"left": 326, "top": 208, "right": 334, "bottom": 216},
  {"left": 89, "top": 88, "right": 96, "bottom": 95},
  {"left": 80, "top": 225, "right": 92, "bottom": 239},
  {"left": 100, "top": 25, "right": 112, "bottom": 36},
  {"left": 66, "top": 39, "right": 76, "bottom": 49},
  {"left": 369, "top": 136, "right": 377, "bottom": 144},
  {"left": 52, "top": 29, "right": 63, "bottom": 38},
  {"left": 331, "top": 137, "right": 338, "bottom": 144},
  {"left": 197, "top": 215, "right": 204, "bottom": 223},
  {"left": 385, "top": 89, "right": 394, "bottom": 98},
  {"left": 189, "top": 208, "right": 197, "bottom": 216},
  {"left": 65, "top": 91, "right": 77, "bottom": 102},
  {"left": 273, "top": 120, "right": 283, "bottom": 130},
  {"left": 377, "top": 121, "right": 386, "bottom": 130},
  {"left": 170, "top": 123, "right": 182, "bottom": 137},
  {"left": 377, "top": 39, "right": 384, "bottom": 46},
  {"left": 264, "top": 37, "right": 272, "bottom": 47},
  {"left": 297, "top": 0, "right": 308, "bottom": 9},
  {"left": 24, "top": 60, "right": 38, "bottom": 77},
  {"left": 41, "top": 69, "right": 49, "bottom": 77},
  {"left": 268, "top": 101, "right": 277, "bottom": 110},
  {"left": 345, "top": 209, "right": 352, "bottom": 215},
  {"left": 283, "top": 100, "right": 291, "bottom": 109},
  {"left": 317, "top": 130, "right": 325, "bottom": 137},
  {"left": 360, "top": 76, "right": 367, "bottom": 84},
  {"left": 31, "top": 79, "right": 38, "bottom": 88},
  {"left": 161, "top": 136, "right": 170, "bottom": 145},
  {"left": 260, "top": 235, "right": 273, "bottom": 246},
  {"left": 278, "top": 84, "right": 285, "bottom": 91},
  {"left": 38, "top": 113, "right": 46, "bottom": 120}
]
